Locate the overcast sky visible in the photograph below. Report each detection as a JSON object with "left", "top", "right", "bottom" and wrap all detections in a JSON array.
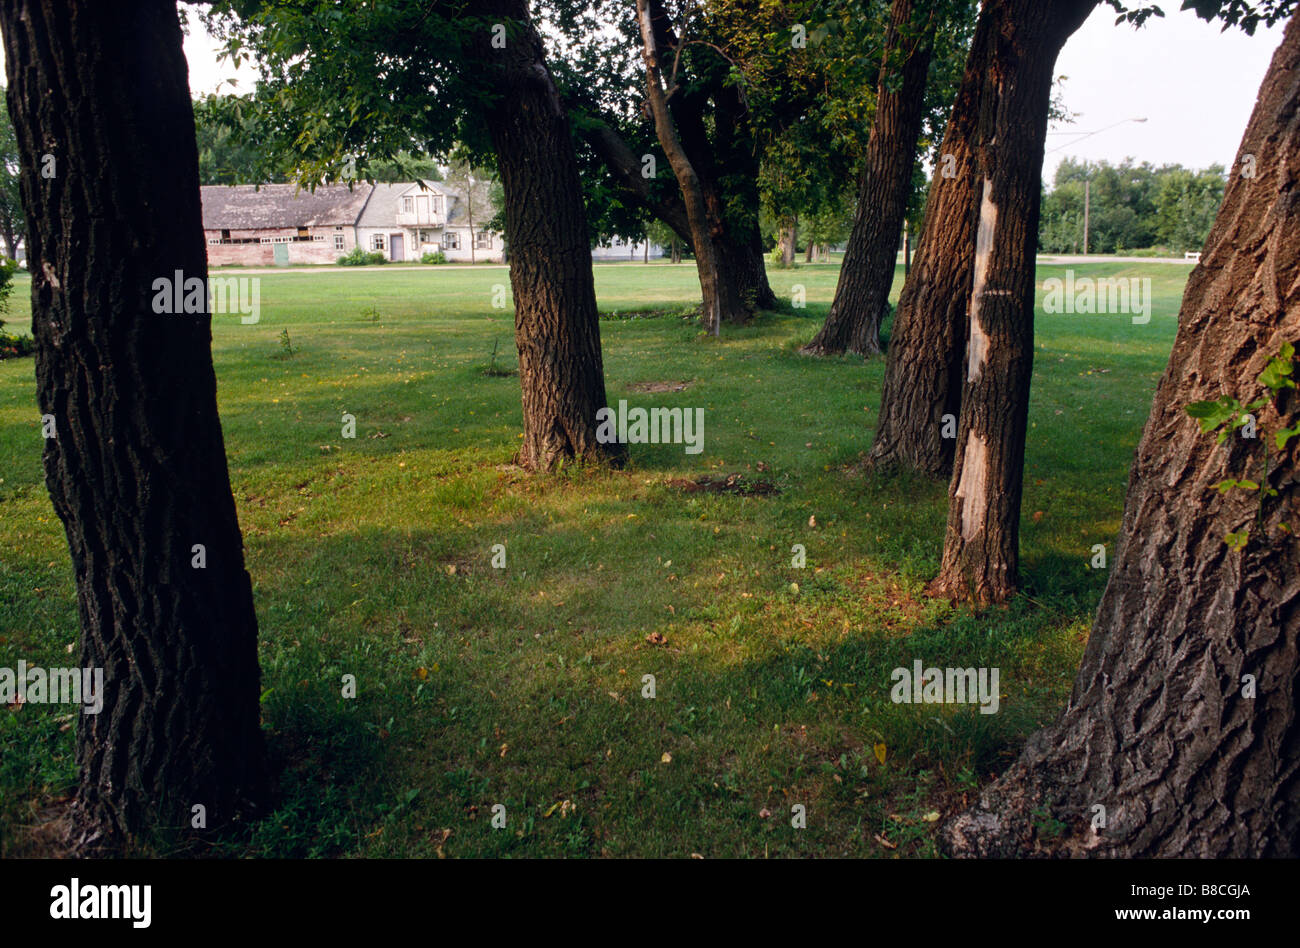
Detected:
[
  {"left": 1045, "top": 5, "right": 1286, "bottom": 181},
  {"left": 86, "top": 6, "right": 1300, "bottom": 190}
]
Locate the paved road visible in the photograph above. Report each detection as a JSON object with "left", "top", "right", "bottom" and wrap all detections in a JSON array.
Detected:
[{"left": 1036, "top": 254, "right": 1196, "bottom": 265}]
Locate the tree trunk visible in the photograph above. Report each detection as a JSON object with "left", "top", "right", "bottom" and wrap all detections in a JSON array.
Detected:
[
  {"left": 671, "top": 237, "right": 681, "bottom": 264},
  {"left": 944, "top": 13, "right": 1300, "bottom": 855},
  {"left": 778, "top": 217, "right": 797, "bottom": 267},
  {"left": 903, "top": 227, "right": 910, "bottom": 277},
  {"left": 0, "top": 0, "right": 268, "bottom": 848},
  {"left": 928, "top": 0, "right": 1098, "bottom": 604},
  {"left": 475, "top": 2, "right": 622, "bottom": 469},
  {"left": 578, "top": 111, "right": 772, "bottom": 312},
  {"left": 802, "top": 0, "right": 934, "bottom": 357},
  {"left": 637, "top": 0, "right": 747, "bottom": 334},
  {"left": 716, "top": 225, "right": 776, "bottom": 310},
  {"left": 867, "top": 10, "right": 990, "bottom": 474},
  {"left": 579, "top": 116, "right": 691, "bottom": 244}
]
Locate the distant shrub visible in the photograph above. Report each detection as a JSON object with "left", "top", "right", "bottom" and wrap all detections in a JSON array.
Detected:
[
  {"left": 421, "top": 251, "right": 447, "bottom": 265},
  {"left": 337, "top": 247, "right": 388, "bottom": 266},
  {"left": 0, "top": 257, "right": 30, "bottom": 360}
]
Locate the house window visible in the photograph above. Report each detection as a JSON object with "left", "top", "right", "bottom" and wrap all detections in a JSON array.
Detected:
[
  {"left": 207, "top": 238, "right": 221, "bottom": 245},
  {"left": 419, "top": 230, "right": 433, "bottom": 243},
  {"left": 475, "top": 232, "right": 492, "bottom": 249},
  {"left": 221, "top": 229, "right": 231, "bottom": 240},
  {"left": 443, "top": 232, "right": 460, "bottom": 250},
  {"left": 402, "top": 196, "right": 414, "bottom": 214},
  {"left": 334, "top": 235, "right": 346, "bottom": 251},
  {"left": 371, "top": 233, "right": 386, "bottom": 251}
]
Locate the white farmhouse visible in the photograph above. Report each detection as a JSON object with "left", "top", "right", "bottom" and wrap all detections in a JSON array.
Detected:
[{"left": 355, "top": 182, "right": 502, "bottom": 263}]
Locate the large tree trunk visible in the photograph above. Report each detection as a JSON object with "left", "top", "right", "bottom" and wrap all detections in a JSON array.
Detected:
[
  {"left": 802, "top": 0, "right": 934, "bottom": 357},
  {"left": 0, "top": 0, "right": 267, "bottom": 847},
  {"left": 944, "top": 13, "right": 1300, "bottom": 855},
  {"left": 716, "top": 222, "right": 777, "bottom": 310},
  {"left": 637, "top": 0, "right": 748, "bottom": 333},
  {"left": 578, "top": 112, "right": 773, "bottom": 312},
  {"left": 928, "top": 0, "right": 1098, "bottom": 604},
  {"left": 778, "top": 217, "right": 797, "bottom": 267},
  {"left": 867, "top": 10, "right": 990, "bottom": 475},
  {"left": 476, "top": 2, "right": 622, "bottom": 469}
]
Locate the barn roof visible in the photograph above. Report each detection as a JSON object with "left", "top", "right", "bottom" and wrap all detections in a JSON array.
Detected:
[{"left": 200, "top": 182, "right": 375, "bottom": 230}]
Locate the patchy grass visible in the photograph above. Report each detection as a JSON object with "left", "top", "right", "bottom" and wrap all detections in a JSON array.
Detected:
[{"left": 0, "top": 259, "right": 1189, "bottom": 857}]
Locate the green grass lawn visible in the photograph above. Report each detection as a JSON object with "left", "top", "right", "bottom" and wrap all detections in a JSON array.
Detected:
[{"left": 0, "top": 258, "right": 1188, "bottom": 857}]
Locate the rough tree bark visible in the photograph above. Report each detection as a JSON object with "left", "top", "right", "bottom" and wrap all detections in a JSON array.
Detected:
[
  {"left": 928, "top": 0, "right": 1099, "bottom": 604},
  {"left": 0, "top": 0, "right": 267, "bottom": 847},
  {"left": 867, "top": 9, "right": 990, "bottom": 474},
  {"left": 945, "top": 12, "right": 1300, "bottom": 855},
  {"left": 778, "top": 217, "right": 797, "bottom": 268},
  {"left": 475, "top": 1, "right": 623, "bottom": 469},
  {"left": 577, "top": 109, "right": 775, "bottom": 311},
  {"left": 637, "top": 0, "right": 748, "bottom": 333},
  {"left": 802, "top": 0, "right": 934, "bottom": 357}
]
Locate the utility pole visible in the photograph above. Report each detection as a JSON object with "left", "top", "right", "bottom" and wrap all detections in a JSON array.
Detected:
[{"left": 1083, "top": 177, "right": 1090, "bottom": 255}]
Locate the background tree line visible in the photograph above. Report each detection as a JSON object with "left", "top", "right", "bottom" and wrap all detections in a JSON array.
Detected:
[{"left": 1038, "top": 156, "right": 1227, "bottom": 254}]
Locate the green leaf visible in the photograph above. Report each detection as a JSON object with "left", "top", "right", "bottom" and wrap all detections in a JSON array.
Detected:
[
  {"left": 1277, "top": 424, "right": 1300, "bottom": 450},
  {"left": 1186, "top": 396, "right": 1242, "bottom": 433},
  {"left": 1259, "top": 351, "right": 1296, "bottom": 393},
  {"left": 1224, "top": 530, "right": 1249, "bottom": 551},
  {"left": 1211, "top": 479, "right": 1258, "bottom": 493}
]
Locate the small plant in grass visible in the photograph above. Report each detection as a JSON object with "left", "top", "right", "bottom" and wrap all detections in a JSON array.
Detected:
[
  {"left": 360, "top": 305, "right": 381, "bottom": 322},
  {"left": 1185, "top": 341, "right": 1298, "bottom": 550},
  {"left": 421, "top": 250, "right": 447, "bottom": 265},
  {"left": 276, "top": 328, "right": 296, "bottom": 359},
  {"left": 482, "top": 337, "right": 515, "bottom": 377}
]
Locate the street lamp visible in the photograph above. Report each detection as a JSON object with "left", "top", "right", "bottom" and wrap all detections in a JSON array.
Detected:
[{"left": 1047, "top": 117, "right": 1148, "bottom": 255}]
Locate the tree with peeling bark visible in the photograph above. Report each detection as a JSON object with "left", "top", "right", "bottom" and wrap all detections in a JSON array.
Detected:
[
  {"left": 206, "top": 0, "right": 621, "bottom": 471},
  {"left": 801, "top": 0, "right": 938, "bottom": 357},
  {"left": 0, "top": 0, "right": 268, "bottom": 848},
  {"left": 927, "top": 0, "right": 1100, "bottom": 604},
  {"left": 944, "top": 7, "right": 1300, "bottom": 856},
  {"left": 867, "top": 6, "right": 990, "bottom": 475}
]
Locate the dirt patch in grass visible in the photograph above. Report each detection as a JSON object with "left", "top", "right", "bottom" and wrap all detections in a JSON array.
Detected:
[
  {"left": 664, "top": 473, "right": 780, "bottom": 496},
  {"left": 627, "top": 379, "right": 694, "bottom": 393}
]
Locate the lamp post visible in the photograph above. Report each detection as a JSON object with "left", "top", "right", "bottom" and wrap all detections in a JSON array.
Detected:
[{"left": 1047, "top": 117, "right": 1147, "bottom": 254}]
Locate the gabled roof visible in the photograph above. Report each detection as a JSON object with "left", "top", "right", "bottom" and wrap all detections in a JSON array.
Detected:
[
  {"left": 200, "top": 182, "right": 374, "bottom": 230},
  {"left": 355, "top": 181, "right": 496, "bottom": 229}
]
